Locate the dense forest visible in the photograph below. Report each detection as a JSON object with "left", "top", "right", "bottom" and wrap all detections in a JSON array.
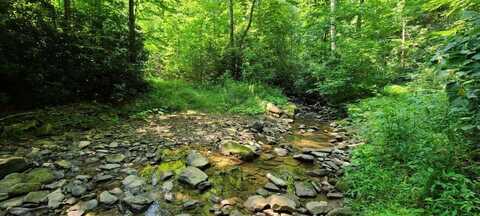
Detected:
[{"left": 0, "top": 0, "right": 479, "bottom": 215}]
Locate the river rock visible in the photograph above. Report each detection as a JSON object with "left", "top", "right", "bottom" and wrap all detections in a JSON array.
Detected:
[
  {"left": 326, "top": 192, "right": 344, "bottom": 199},
  {"left": 266, "top": 103, "right": 283, "bottom": 114},
  {"left": 295, "top": 182, "right": 317, "bottom": 198},
  {"left": 23, "top": 191, "right": 49, "bottom": 203},
  {"left": 123, "top": 194, "right": 152, "bottom": 212},
  {"left": 293, "top": 154, "right": 315, "bottom": 162},
  {"left": 78, "top": 141, "right": 91, "bottom": 149},
  {"left": 273, "top": 148, "right": 288, "bottom": 157},
  {"left": 105, "top": 154, "right": 126, "bottom": 163},
  {"left": 47, "top": 189, "right": 64, "bottom": 209},
  {"left": 266, "top": 195, "right": 296, "bottom": 213},
  {"left": 55, "top": 160, "right": 72, "bottom": 169},
  {"left": 264, "top": 183, "right": 281, "bottom": 192},
  {"left": 67, "top": 199, "right": 98, "bottom": 216},
  {"left": 122, "top": 175, "right": 146, "bottom": 194},
  {"left": 70, "top": 184, "right": 88, "bottom": 197},
  {"left": 219, "top": 142, "right": 259, "bottom": 161},
  {"left": 0, "top": 157, "right": 29, "bottom": 178},
  {"left": 0, "top": 197, "right": 24, "bottom": 209},
  {"left": 326, "top": 207, "right": 353, "bottom": 216},
  {"left": 266, "top": 173, "right": 287, "bottom": 188},
  {"left": 186, "top": 150, "right": 209, "bottom": 169},
  {"left": 99, "top": 191, "right": 118, "bottom": 205},
  {"left": 306, "top": 201, "right": 329, "bottom": 215},
  {"left": 178, "top": 167, "right": 208, "bottom": 187},
  {"left": 244, "top": 195, "right": 268, "bottom": 212}
]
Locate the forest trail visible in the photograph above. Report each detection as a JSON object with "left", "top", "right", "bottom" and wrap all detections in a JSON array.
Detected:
[{"left": 0, "top": 105, "right": 357, "bottom": 216}]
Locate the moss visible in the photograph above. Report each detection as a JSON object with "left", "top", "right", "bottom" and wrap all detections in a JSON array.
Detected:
[
  {"left": 9, "top": 183, "right": 41, "bottom": 196},
  {"left": 220, "top": 143, "right": 257, "bottom": 161},
  {"left": 25, "top": 168, "right": 55, "bottom": 184}
]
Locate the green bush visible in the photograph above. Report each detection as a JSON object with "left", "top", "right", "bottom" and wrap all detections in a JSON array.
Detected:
[{"left": 344, "top": 87, "right": 480, "bottom": 215}]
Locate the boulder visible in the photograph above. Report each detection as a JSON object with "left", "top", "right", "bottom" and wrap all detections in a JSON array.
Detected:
[
  {"left": 0, "top": 157, "right": 29, "bottom": 179},
  {"left": 178, "top": 167, "right": 208, "bottom": 187},
  {"left": 186, "top": 150, "right": 209, "bottom": 169}
]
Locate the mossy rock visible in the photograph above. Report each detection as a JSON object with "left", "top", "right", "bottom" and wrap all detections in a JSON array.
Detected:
[
  {"left": 23, "top": 191, "right": 49, "bottom": 203},
  {"left": 335, "top": 179, "right": 348, "bottom": 192},
  {"left": 284, "top": 103, "right": 297, "bottom": 117},
  {"left": 9, "top": 183, "right": 41, "bottom": 196},
  {"left": 219, "top": 143, "right": 258, "bottom": 161},
  {"left": 0, "top": 173, "right": 24, "bottom": 194},
  {"left": 0, "top": 157, "right": 29, "bottom": 179},
  {"left": 25, "top": 168, "right": 56, "bottom": 184}
]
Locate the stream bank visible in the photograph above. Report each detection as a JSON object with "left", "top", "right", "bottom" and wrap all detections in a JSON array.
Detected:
[{"left": 0, "top": 104, "right": 357, "bottom": 216}]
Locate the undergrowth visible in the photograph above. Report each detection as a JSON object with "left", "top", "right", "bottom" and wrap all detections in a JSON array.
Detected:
[
  {"left": 128, "top": 78, "right": 289, "bottom": 116},
  {"left": 343, "top": 85, "right": 480, "bottom": 215}
]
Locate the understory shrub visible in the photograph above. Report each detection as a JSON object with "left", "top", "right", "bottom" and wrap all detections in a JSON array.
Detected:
[{"left": 344, "top": 86, "right": 480, "bottom": 215}]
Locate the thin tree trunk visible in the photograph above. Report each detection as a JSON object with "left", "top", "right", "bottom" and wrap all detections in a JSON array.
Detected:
[
  {"left": 356, "top": 0, "right": 364, "bottom": 32},
  {"left": 64, "top": 0, "right": 71, "bottom": 27},
  {"left": 128, "top": 0, "right": 136, "bottom": 64},
  {"left": 330, "top": 0, "right": 336, "bottom": 57},
  {"left": 401, "top": 18, "right": 406, "bottom": 69},
  {"left": 238, "top": 0, "right": 257, "bottom": 48},
  {"left": 228, "top": 0, "right": 235, "bottom": 47}
]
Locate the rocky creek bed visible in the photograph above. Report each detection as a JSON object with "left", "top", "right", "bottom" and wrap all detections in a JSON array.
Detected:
[{"left": 0, "top": 105, "right": 357, "bottom": 216}]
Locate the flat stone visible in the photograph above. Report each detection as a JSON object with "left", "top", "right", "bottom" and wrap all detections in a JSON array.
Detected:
[
  {"left": 178, "top": 167, "right": 208, "bottom": 187},
  {"left": 123, "top": 194, "right": 152, "bottom": 212},
  {"left": 70, "top": 184, "right": 87, "bottom": 197},
  {"left": 47, "top": 189, "right": 64, "bottom": 209},
  {"left": 67, "top": 199, "right": 98, "bottom": 216},
  {"left": 244, "top": 195, "right": 268, "bottom": 212},
  {"left": 105, "top": 154, "right": 126, "bottom": 163},
  {"left": 182, "top": 200, "right": 200, "bottom": 209},
  {"left": 44, "top": 179, "right": 67, "bottom": 189},
  {"left": 293, "top": 154, "right": 315, "bottom": 162},
  {"left": 326, "top": 192, "right": 344, "bottom": 199},
  {"left": 55, "top": 160, "right": 72, "bottom": 169},
  {"left": 273, "top": 148, "right": 288, "bottom": 157},
  {"left": 159, "top": 171, "right": 174, "bottom": 181},
  {"left": 0, "top": 157, "right": 29, "bottom": 179},
  {"left": 264, "top": 183, "right": 281, "bottom": 192},
  {"left": 0, "top": 193, "right": 7, "bottom": 201},
  {"left": 23, "top": 191, "right": 49, "bottom": 203},
  {"left": 0, "top": 197, "right": 24, "bottom": 209},
  {"left": 25, "top": 168, "right": 56, "bottom": 184},
  {"left": 295, "top": 182, "right": 317, "bottom": 198},
  {"left": 219, "top": 142, "right": 259, "bottom": 161},
  {"left": 326, "top": 207, "right": 353, "bottom": 216},
  {"left": 8, "top": 207, "right": 32, "bottom": 215},
  {"left": 266, "top": 173, "right": 286, "bottom": 188},
  {"left": 307, "top": 169, "right": 329, "bottom": 177},
  {"left": 122, "top": 175, "right": 146, "bottom": 195},
  {"left": 78, "top": 141, "right": 91, "bottom": 149},
  {"left": 196, "top": 181, "right": 212, "bottom": 191},
  {"left": 266, "top": 195, "right": 296, "bottom": 213},
  {"left": 100, "top": 163, "right": 121, "bottom": 170},
  {"left": 8, "top": 183, "right": 41, "bottom": 196},
  {"left": 306, "top": 201, "right": 329, "bottom": 215},
  {"left": 186, "top": 150, "right": 209, "bottom": 169},
  {"left": 99, "top": 191, "right": 118, "bottom": 205}
]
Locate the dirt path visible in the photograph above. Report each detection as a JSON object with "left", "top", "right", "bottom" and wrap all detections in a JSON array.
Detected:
[{"left": 0, "top": 107, "right": 355, "bottom": 216}]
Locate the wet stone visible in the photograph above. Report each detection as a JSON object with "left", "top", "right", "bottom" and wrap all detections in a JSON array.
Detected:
[
  {"left": 293, "top": 154, "right": 315, "bottom": 162},
  {"left": 67, "top": 199, "right": 98, "bottom": 216},
  {"left": 0, "top": 157, "right": 29, "bottom": 179},
  {"left": 186, "top": 150, "right": 209, "bottom": 169},
  {"left": 122, "top": 175, "right": 146, "bottom": 195},
  {"left": 266, "top": 195, "right": 296, "bottom": 213},
  {"left": 306, "top": 201, "right": 329, "bottom": 215},
  {"left": 182, "top": 200, "right": 200, "bottom": 210},
  {"left": 178, "top": 167, "right": 208, "bottom": 187},
  {"left": 326, "top": 192, "right": 344, "bottom": 199},
  {"left": 123, "top": 194, "right": 152, "bottom": 212},
  {"left": 23, "top": 191, "right": 49, "bottom": 204},
  {"left": 264, "top": 183, "right": 281, "bottom": 192},
  {"left": 295, "top": 182, "right": 317, "bottom": 198},
  {"left": 47, "top": 189, "right": 64, "bottom": 209},
  {"left": 105, "top": 154, "right": 126, "bottom": 163},
  {"left": 244, "top": 195, "right": 268, "bottom": 212},
  {"left": 99, "top": 191, "right": 118, "bottom": 205},
  {"left": 266, "top": 173, "right": 287, "bottom": 188}
]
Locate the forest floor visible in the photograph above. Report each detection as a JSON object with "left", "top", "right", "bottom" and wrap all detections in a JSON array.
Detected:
[{"left": 0, "top": 103, "right": 358, "bottom": 216}]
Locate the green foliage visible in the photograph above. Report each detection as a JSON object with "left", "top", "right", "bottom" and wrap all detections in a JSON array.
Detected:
[
  {"left": 345, "top": 87, "right": 480, "bottom": 215},
  {"left": 0, "top": 0, "right": 147, "bottom": 108},
  {"left": 128, "top": 78, "right": 289, "bottom": 115}
]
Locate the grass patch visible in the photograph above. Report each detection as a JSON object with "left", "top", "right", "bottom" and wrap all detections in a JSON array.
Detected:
[
  {"left": 127, "top": 78, "right": 289, "bottom": 116},
  {"left": 343, "top": 85, "right": 480, "bottom": 215}
]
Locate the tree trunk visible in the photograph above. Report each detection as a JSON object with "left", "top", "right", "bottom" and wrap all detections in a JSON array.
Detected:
[
  {"left": 330, "top": 0, "right": 336, "bottom": 57},
  {"left": 356, "top": 0, "right": 364, "bottom": 32},
  {"left": 64, "top": 0, "right": 71, "bottom": 27},
  {"left": 128, "top": 0, "right": 136, "bottom": 64},
  {"left": 238, "top": 0, "right": 257, "bottom": 49},
  {"left": 228, "top": 0, "right": 235, "bottom": 48}
]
